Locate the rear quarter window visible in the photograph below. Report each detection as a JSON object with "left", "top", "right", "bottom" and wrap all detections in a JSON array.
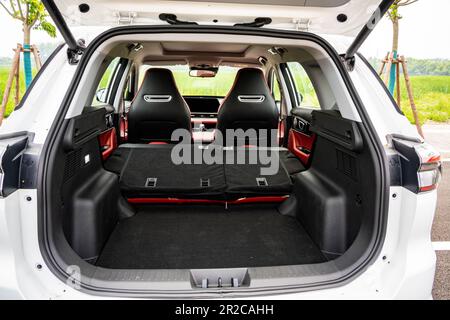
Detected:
[{"left": 287, "top": 62, "right": 320, "bottom": 109}]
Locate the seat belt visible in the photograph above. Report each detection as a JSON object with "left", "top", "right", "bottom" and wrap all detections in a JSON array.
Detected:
[{"left": 119, "top": 99, "right": 128, "bottom": 142}]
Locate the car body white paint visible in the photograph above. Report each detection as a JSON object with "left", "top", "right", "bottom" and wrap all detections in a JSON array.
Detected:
[{"left": 55, "top": 0, "right": 382, "bottom": 37}]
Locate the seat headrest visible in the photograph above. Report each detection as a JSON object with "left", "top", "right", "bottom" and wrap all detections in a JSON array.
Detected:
[
  {"left": 216, "top": 67, "right": 279, "bottom": 146},
  {"left": 227, "top": 68, "right": 270, "bottom": 97},
  {"left": 127, "top": 68, "right": 191, "bottom": 143},
  {"left": 138, "top": 68, "right": 181, "bottom": 97}
]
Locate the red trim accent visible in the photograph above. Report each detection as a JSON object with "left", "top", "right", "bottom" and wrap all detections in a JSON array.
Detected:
[
  {"left": 287, "top": 129, "right": 316, "bottom": 166},
  {"left": 127, "top": 195, "right": 289, "bottom": 205},
  {"left": 119, "top": 115, "right": 128, "bottom": 142},
  {"left": 98, "top": 127, "right": 118, "bottom": 160},
  {"left": 426, "top": 155, "right": 441, "bottom": 163},
  {"left": 231, "top": 196, "right": 288, "bottom": 204},
  {"left": 148, "top": 141, "right": 168, "bottom": 145},
  {"left": 419, "top": 185, "right": 437, "bottom": 192},
  {"left": 278, "top": 119, "right": 285, "bottom": 143}
]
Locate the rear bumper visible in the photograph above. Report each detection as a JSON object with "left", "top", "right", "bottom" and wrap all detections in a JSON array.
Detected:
[
  {"left": 266, "top": 248, "right": 436, "bottom": 300},
  {"left": 1, "top": 245, "right": 436, "bottom": 300}
]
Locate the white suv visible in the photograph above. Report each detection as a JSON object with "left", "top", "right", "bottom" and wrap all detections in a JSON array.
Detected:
[{"left": 0, "top": 0, "right": 442, "bottom": 299}]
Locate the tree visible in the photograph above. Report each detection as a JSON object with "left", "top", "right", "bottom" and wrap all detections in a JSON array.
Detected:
[
  {"left": 387, "top": 0, "right": 418, "bottom": 53},
  {"left": 385, "top": 0, "right": 423, "bottom": 137},
  {"left": 0, "top": 0, "right": 56, "bottom": 88},
  {"left": 385, "top": 0, "right": 418, "bottom": 94}
]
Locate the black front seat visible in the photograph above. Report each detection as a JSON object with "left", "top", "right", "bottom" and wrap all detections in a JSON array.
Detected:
[
  {"left": 128, "top": 68, "right": 191, "bottom": 143},
  {"left": 216, "top": 68, "right": 279, "bottom": 146}
]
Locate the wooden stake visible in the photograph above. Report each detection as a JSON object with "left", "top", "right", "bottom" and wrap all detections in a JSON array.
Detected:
[
  {"left": 395, "top": 59, "right": 401, "bottom": 109},
  {"left": 379, "top": 53, "right": 389, "bottom": 76},
  {"left": 14, "top": 45, "right": 21, "bottom": 106},
  {"left": 31, "top": 45, "right": 42, "bottom": 70},
  {"left": 384, "top": 52, "right": 393, "bottom": 86},
  {"left": 0, "top": 44, "right": 21, "bottom": 125},
  {"left": 400, "top": 55, "right": 424, "bottom": 138}
]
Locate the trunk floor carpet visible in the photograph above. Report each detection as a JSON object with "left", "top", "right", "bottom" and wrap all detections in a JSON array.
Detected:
[{"left": 96, "top": 205, "right": 326, "bottom": 269}]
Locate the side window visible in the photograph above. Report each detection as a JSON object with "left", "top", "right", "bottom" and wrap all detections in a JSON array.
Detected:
[
  {"left": 123, "top": 66, "right": 136, "bottom": 102},
  {"left": 287, "top": 62, "right": 320, "bottom": 109},
  {"left": 270, "top": 69, "right": 282, "bottom": 102},
  {"left": 269, "top": 68, "right": 282, "bottom": 115},
  {"left": 92, "top": 57, "right": 120, "bottom": 106},
  {"left": 121, "top": 67, "right": 136, "bottom": 114}
]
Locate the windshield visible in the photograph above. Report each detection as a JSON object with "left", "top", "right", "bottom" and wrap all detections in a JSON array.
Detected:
[{"left": 140, "top": 65, "right": 240, "bottom": 97}]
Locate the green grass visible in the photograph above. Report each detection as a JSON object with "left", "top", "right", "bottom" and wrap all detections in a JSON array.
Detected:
[
  {"left": 396, "top": 76, "right": 450, "bottom": 124},
  {"left": 1, "top": 65, "right": 449, "bottom": 124},
  {"left": 0, "top": 66, "right": 34, "bottom": 118},
  {"left": 172, "top": 68, "right": 320, "bottom": 107}
]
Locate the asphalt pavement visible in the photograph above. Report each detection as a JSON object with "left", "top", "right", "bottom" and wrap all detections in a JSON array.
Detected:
[{"left": 423, "top": 124, "right": 450, "bottom": 300}]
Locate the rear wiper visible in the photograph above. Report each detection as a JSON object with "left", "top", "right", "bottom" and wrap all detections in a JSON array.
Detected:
[
  {"left": 234, "top": 17, "right": 272, "bottom": 28},
  {"left": 159, "top": 13, "right": 198, "bottom": 25}
]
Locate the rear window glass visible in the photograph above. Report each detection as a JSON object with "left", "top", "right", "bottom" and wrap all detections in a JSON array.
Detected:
[
  {"left": 287, "top": 62, "right": 320, "bottom": 109},
  {"left": 140, "top": 65, "right": 239, "bottom": 97},
  {"left": 92, "top": 57, "right": 120, "bottom": 106}
]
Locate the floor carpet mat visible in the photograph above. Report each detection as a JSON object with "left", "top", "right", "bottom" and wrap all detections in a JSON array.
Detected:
[{"left": 96, "top": 205, "right": 326, "bottom": 269}]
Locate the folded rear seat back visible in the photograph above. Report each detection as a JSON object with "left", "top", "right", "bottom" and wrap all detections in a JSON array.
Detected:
[
  {"left": 110, "top": 144, "right": 227, "bottom": 198},
  {"left": 224, "top": 148, "right": 293, "bottom": 198},
  {"left": 103, "top": 148, "right": 131, "bottom": 174},
  {"left": 104, "top": 144, "right": 293, "bottom": 200}
]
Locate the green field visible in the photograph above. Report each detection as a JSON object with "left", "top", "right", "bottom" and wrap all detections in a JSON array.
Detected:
[
  {"left": 397, "top": 76, "right": 450, "bottom": 124},
  {"left": 1, "top": 65, "right": 449, "bottom": 124},
  {"left": 0, "top": 66, "right": 29, "bottom": 117}
]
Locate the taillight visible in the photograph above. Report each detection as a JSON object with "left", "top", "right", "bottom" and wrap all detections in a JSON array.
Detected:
[
  {"left": 415, "top": 144, "right": 442, "bottom": 193},
  {"left": 388, "top": 135, "right": 442, "bottom": 194}
]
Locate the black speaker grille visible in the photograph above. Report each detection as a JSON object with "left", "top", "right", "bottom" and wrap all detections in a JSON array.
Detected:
[
  {"left": 336, "top": 149, "right": 357, "bottom": 181},
  {"left": 63, "top": 149, "right": 82, "bottom": 182}
]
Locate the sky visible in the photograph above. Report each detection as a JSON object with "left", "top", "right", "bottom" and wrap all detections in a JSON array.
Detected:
[{"left": 0, "top": 0, "right": 449, "bottom": 59}]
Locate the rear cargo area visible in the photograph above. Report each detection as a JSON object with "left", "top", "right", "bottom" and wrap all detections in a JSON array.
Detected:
[
  {"left": 96, "top": 204, "right": 326, "bottom": 269},
  {"left": 46, "top": 104, "right": 381, "bottom": 291}
]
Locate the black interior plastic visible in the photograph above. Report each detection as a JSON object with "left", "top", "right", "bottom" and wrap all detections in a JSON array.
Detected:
[
  {"left": 291, "top": 109, "right": 374, "bottom": 258},
  {"left": 184, "top": 96, "right": 220, "bottom": 115}
]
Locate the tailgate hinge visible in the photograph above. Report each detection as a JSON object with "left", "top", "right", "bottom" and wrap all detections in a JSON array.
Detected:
[
  {"left": 67, "top": 40, "right": 85, "bottom": 65},
  {"left": 340, "top": 54, "right": 355, "bottom": 72},
  {"left": 114, "top": 11, "right": 137, "bottom": 25},
  {"left": 293, "top": 18, "right": 311, "bottom": 32}
]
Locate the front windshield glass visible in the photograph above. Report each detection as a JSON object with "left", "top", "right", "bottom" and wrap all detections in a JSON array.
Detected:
[{"left": 140, "top": 65, "right": 240, "bottom": 97}]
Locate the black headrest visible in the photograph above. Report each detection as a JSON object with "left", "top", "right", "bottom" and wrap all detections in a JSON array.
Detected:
[
  {"left": 226, "top": 68, "right": 270, "bottom": 97},
  {"left": 127, "top": 68, "right": 191, "bottom": 143},
  {"left": 138, "top": 68, "right": 181, "bottom": 96},
  {"left": 216, "top": 68, "right": 279, "bottom": 145}
]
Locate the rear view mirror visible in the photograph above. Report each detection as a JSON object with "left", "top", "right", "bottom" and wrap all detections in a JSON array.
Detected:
[
  {"left": 96, "top": 88, "right": 107, "bottom": 103},
  {"left": 189, "top": 68, "right": 218, "bottom": 78}
]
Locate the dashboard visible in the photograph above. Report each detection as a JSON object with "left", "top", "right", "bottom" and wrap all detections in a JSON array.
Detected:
[
  {"left": 184, "top": 96, "right": 222, "bottom": 118},
  {"left": 184, "top": 96, "right": 223, "bottom": 142}
]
